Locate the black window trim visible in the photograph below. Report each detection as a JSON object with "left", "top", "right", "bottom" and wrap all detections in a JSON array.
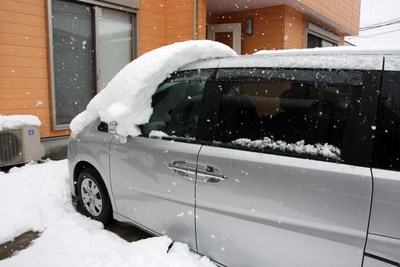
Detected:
[{"left": 371, "top": 68, "right": 400, "bottom": 171}]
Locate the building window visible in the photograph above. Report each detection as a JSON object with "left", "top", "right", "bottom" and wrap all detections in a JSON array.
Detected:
[
  {"left": 48, "top": 0, "right": 137, "bottom": 129},
  {"left": 307, "top": 23, "right": 339, "bottom": 48}
]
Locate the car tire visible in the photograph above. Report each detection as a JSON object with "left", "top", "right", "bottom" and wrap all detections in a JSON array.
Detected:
[{"left": 77, "top": 168, "right": 112, "bottom": 225}]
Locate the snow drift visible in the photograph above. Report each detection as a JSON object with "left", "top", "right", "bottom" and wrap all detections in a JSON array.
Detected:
[{"left": 70, "top": 40, "right": 236, "bottom": 139}]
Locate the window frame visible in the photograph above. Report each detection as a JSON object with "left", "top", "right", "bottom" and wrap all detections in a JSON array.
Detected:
[
  {"left": 47, "top": 0, "right": 138, "bottom": 130},
  {"left": 204, "top": 67, "right": 382, "bottom": 167},
  {"left": 306, "top": 22, "right": 340, "bottom": 48}
]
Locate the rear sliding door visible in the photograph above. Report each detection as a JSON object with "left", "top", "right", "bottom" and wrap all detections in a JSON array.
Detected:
[{"left": 195, "top": 68, "right": 381, "bottom": 266}]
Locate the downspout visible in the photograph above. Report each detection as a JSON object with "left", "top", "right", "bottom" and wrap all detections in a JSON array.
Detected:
[{"left": 193, "top": 0, "right": 198, "bottom": 40}]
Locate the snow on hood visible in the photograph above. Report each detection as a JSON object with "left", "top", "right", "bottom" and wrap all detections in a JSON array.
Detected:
[
  {"left": 0, "top": 115, "right": 41, "bottom": 131},
  {"left": 70, "top": 40, "right": 237, "bottom": 138}
]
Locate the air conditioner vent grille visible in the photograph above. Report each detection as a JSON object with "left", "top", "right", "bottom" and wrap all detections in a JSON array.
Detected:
[{"left": 0, "top": 129, "right": 23, "bottom": 164}]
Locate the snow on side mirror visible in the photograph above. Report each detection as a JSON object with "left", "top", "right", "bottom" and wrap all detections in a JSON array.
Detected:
[
  {"left": 108, "top": 121, "right": 127, "bottom": 143},
  {"left": 108, "top": 121, "right": 117, "bottom": 135}
]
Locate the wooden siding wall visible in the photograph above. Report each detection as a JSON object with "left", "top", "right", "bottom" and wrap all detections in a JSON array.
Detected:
[
  {"left": 300, "top": 0, "right": 360, "bottom": 35},
  {"left": 208, "top": 6, "right": 290, "bottom": 54},
  {"left": 138, "top": 0, "right": 166, "bottom": 55},
  {"left": 139, "top": 0, "right": 206, "bottom": 55},
  {"left": 283, "top": 6, "right": 305, "bottom": 49},
  {"left": 165, "top": 0, "right": 194, "bottom": 43},
  {"left": 207, "top": 4, "right": 346, "bottom": 54},
  {"left": 0, "top": 0, "right": 68, "bottom": 138}
]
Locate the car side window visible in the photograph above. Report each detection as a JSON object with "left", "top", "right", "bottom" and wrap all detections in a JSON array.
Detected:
[
  {"left": 214, "top": 68, "right": 363, "bottom": 162},
  {"left": 372, "top": 71, "right": 400, "bottom": 171},
  {"left": 140, "top": 70, "right": 213, "bottom": 139}
]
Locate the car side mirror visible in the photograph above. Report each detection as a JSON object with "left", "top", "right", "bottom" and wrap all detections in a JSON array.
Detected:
[
  {"left": 108, "top": 121, "right": 127, "bottom": 143},
  {"left": 108, "top": 121, "right": 117, "bottom": 135}
]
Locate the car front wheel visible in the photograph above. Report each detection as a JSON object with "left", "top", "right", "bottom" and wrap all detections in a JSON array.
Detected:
[{"left": 77, "top": 169, "right": 112, "bottom": 225}]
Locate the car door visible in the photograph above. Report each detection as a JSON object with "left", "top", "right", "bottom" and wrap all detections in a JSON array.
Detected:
[
  {"left": 110, "top": 69, "right": 215, "bottom": 248},
  {"left": 195, "top": 68, "right": 381, "bottom": 266},
  {"left": 365, "top": 67, "right": 400, "bottom": 266}
]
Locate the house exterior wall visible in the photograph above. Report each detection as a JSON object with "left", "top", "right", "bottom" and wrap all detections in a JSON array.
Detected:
[
  {"left": 165, "top": 0, "right": 194, "bottom": 44},
  {"left": 283, "top": 6, "right": 305, "bottom": 49},
  {"left": 139, "top": 0, "right": 206, "bottom": 55},
  {"left": 138, "top": 0, "right": 166, "bottom": 55},
  {"left": 207, "top": 4, "right": 346, "bottom": 54},
  {"left": 300, "top": 0, "right": 360, "bottom": 35},
  {"left": 208, "top": 6, "right": 293, "bottom": 54}
]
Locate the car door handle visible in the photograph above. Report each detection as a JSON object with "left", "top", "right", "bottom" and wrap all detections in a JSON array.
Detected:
[
  {"left": 167, "top": 161, "right": 227, "bottom": 183},
  {"left": 196, "top": 164, "right": 228, "bottom": 184},
  {"left": 167, "top": 161, "right": 197, "bottom": 180}
]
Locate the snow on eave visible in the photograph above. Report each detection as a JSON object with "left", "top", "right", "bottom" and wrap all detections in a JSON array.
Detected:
[{"left": 0, "top": 115, "right": 41, "bottom": 131}]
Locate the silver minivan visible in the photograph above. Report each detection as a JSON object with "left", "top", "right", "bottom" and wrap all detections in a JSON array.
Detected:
[{"left": 68, "top": 49, "right": 400, "bottom": 267}]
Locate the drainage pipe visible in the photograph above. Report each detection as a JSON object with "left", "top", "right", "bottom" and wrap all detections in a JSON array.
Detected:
[{"left": 193, "top": 0, "right": 198, "bottom": 40}]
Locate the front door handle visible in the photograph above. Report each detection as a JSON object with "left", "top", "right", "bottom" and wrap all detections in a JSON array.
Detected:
[
  {"left": 167, "top": 161, "right": 228, "bottom": 184},
  {"left": 196, "top": 164, "right": 228, "bottom": 184},
  {"left": 167, "top": 161, "right": 197, "bottom": 181}
]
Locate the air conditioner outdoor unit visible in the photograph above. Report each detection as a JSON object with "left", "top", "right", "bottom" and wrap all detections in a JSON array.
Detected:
[{"left": 0, "top": 126, "right": 44, "bottom": 167}]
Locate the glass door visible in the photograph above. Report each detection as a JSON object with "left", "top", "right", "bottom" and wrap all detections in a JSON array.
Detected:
[
  {"left": 207, "top": 23, "right": 241, "bottom": 54},
  {"left": 96, "top": 8, "right": 134, "bottom": 90}
]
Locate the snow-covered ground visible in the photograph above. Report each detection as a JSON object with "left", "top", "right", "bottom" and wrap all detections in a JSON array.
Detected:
[{"left": 0, "top": 160, "right": 215, "bottom": 267}]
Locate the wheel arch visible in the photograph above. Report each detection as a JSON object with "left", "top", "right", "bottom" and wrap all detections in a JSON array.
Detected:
[{"left": 73, "top": 161, "right": 107, "bottom": 199}]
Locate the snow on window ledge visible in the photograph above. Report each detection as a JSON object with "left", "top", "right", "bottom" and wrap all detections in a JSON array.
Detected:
[
  {"left": 232, "top": 137, "right": 341, "bottom": 160},
  {"left": 0, "top": 115, "right": 41, "bottom": 131},
  {"left": 148, "top": 130, "right": 196, "bottom": 141},
  {"left": 149, "top": 130, "right": 169, "bottom": 139}
]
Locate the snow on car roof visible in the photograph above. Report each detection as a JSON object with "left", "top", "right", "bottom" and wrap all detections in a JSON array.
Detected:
[{"left": 181, "top": 47, "right": 400, "bottom": 71}]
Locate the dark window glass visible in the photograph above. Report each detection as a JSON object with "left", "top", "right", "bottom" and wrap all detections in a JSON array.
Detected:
[
  {"left": 373, "top": 71, "right": 400, "bottom": 171},
  {"left": 140, "top": 70, "right": 213, "bottom": 139},
  {"left": 307, "top": 34, "right": 322, "bottom": 48},
  {"left": 214, "top": 69, "right": 362, "bottom": 161},
  {"left": 307, "top": 33, "right": 337, "bottom": 48},
  {"left": 98, "top": 122, "right": 108, "bottom": 132}
]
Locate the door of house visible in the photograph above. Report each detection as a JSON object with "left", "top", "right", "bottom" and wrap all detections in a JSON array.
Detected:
[{"left": 207, "top": 23, "right": 241, "bottom": 54}]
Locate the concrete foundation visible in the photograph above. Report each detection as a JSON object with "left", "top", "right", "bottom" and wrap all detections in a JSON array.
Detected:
[{"left": 41, "top": 136, "right": 69, "bottom": 160}]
